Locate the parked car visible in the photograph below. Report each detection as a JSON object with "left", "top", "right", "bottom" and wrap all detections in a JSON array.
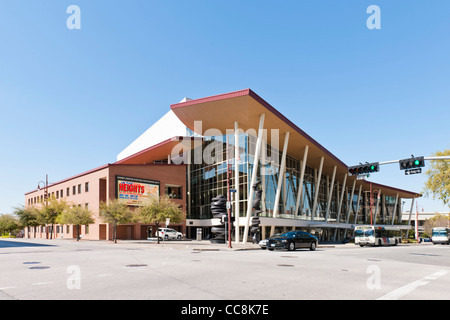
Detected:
[
  {"left": 258, "top": 233, "right": 282, "bottom": 249},
  {"left": 342, "top": 236, "right": 354, "bottom": 244},
  {"left": 155, "top": 228, "right": 183, "bottom": 240},
  {"left": 267, "top": 231, "right": 318, "bottom": 251}
]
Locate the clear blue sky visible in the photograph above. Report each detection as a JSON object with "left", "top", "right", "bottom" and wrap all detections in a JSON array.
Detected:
[{"left": 1, "top": 0, "right": 449, "bottom": 214}]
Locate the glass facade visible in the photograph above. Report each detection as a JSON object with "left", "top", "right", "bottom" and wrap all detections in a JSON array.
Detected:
[{"left": 187, "top": 132, "right": 402, "bottom": 226}]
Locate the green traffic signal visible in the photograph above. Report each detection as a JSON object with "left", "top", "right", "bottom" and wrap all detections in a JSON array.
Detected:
[{"left": 399, "top": 156, "right": 425, "bottom": 170}]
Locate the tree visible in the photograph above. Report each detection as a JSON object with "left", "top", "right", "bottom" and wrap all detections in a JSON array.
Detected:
[
  {"left": 0, "top": 214, "right": 20, "bottom": 236},
  {"left": 43, "top": 197, "right": 69, "bottom": 239},
  {"left": 99, "top": 199, "right": 133, "bottom": 243},
  {"left": 424, "top": 149, "right": 450, "bottom": 207},
  {"left": 138, "top": 195, "right": 183, "bottom": 244},
  {"left": 422, "top": 213, "right": 450, "bottom": 236},
  {"left": 57, "top": 206, "right": 94, "bottom": 241},
  {"left": 13, "top": 205, "right": 39, "bottom": 237}
]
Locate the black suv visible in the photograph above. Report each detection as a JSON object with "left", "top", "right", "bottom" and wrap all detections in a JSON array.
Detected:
[{"left": 267, "top": 231, "right": 318, "bottom": 251}]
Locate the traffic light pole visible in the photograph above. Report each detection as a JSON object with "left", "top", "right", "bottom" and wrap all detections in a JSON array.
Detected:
[{"left": 378, "top": 156, "right": 450, "bottom": 166}]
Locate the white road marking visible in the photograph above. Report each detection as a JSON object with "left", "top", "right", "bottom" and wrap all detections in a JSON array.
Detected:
[
  {"left": 97, "top": 274, "right": 113, "bottom": 277},
  {"left": 377, "top": 270, "right": 448, "bottom": 300},
  {"left": 0, "top": 286, "right": 17, "bottom": 290},
  {"left": 32, "top": 282, "right": 55, "bottom": 286}
]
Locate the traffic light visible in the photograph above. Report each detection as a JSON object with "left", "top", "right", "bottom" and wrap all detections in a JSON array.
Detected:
[
  {"left": 348, "top": 162, "right": 379, "bottom": 176},
  {"left": 399, "top": 156, "right": 425, "bottom": 170}
]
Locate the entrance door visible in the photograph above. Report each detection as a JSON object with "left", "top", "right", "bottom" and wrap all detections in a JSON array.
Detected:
[
  {"left": 127, "top": 226, "right": 132, "bottom": 240},
  {"left": 147, "top": 226, "right": 153, "bottom": 239},
  {"left": 99, "top": 224, "right": 107, "bottom": 240}
]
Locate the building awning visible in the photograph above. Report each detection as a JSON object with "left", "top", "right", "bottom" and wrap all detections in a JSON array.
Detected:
[
  {"left": 171, "top": 89, "right": 421, "bottom": 199},
  {"left": 115, "top": 137, "right": 194, "bottom": 165}
]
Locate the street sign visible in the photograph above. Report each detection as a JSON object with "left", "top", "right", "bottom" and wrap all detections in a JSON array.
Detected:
[
  {"left": 405, "top": 168, "right": 422, "bottom": 175},
  {"left": 165, "top": 218, "right": 170, "bottom": 227}
]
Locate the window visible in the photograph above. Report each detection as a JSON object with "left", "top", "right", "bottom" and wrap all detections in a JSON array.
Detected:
[
  {"left": 165, "top": 186, "right": 182, "bottom": 199},
  {"left": 56, "top": 190, "right": 59, "bottom": 199},
  {"left": 61, "top": 189, "right": 64, "bottom": 197},
  {"left": 85, "top": 182, "right": 89, "bottom": 192},
  {"left": 78, "top": 184, "right": 81, "bottom": 194},
  {"left": 85, "top": 225, "right": 89, "bottom": 234},
  {"left": 67, "top": 187, "right": 70, "bottom": 196},
  {"left": 67, "top": 225, "right": 70, "bottom": 233},
  {"left": 73, "top": 186, "right": 76, "bottom": 195}
]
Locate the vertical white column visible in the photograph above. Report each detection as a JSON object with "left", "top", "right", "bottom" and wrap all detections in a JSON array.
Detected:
[
  {"left": 243, "top": 114, "right": 265, "bottom": 243},
  {"left": 325, "top": 166, "right": 337, "bottom": 222},
  {"left": 269, "top": 132, "right": 289, "bottom": 236},
  {"left": 333, "top": 174, "right": 347, "bottom": 241},
  {"left": 391, "top": 193, "right": 399, "bottom": 225},
  {"left": 311, "top": 157, "right": 324, "bottom": 221},
  {"left": 407, "top": 198, "right": 415, "bottom": 239},
  {"left": 336, "top": 174, "right": 347, "bottom": 223},
  {"left": 373, "top": 189, "right": 382, "bottom": 225},
  {"left": 234, "top": 121, "right": 240, "bottom": 243},
  {"left": 294, "top": 146, "right": 309, "bottom": 219},
  {"left": 345, "top": 180, "right": 356, "bottom": 224},
  {"left": 272, "top": 132, "right": 290, "bottom": 219},
  {"left": 407, "top": 198, "right": 415, "bottom": 226},
  {"left": 353, "top": 185, "right": 363, "bottom": 224}
]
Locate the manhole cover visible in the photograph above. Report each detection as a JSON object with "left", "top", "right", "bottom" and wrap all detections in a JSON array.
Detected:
[
  {"left": 29, "top": 266, "right": 50, "bottom": 270},
  {"left": 277, "top": 264, "right": 294, "bottom": 267},
  {"left": 126, "top": 264, "right": 147, "bottom": 267},
  {"left": 410, "top": 253, "right": 441, "bottom": 257}
]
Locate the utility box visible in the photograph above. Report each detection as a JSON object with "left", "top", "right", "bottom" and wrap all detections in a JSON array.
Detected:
[{"left": 196, "top": 228, "right": 202, "bottom": 241}]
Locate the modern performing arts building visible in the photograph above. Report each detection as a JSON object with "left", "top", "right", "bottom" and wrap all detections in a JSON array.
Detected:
[{"left": 24, "top": 89, "right": 421, "bottom": 242}]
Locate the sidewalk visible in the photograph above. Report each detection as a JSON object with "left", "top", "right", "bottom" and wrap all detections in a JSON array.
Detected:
[{"left": 120, "top": 239, "right": 349, "bottom": 251}]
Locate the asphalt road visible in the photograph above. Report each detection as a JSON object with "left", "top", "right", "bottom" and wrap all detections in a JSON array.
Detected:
[{"left": 1, "top": 238, "right": 450, "bottom": 300}]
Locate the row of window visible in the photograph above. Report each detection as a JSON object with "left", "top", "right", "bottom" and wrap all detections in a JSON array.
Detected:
[
  {"left": 28, "top": 224, "right": 90, "bottom": 234},
  {"left": 28, "top": 182, "right": 90, "bottom": 206}
]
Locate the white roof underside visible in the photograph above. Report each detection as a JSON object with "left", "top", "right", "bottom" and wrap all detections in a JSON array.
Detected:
[{"left": 116, "top": 110, "right": 187, "bottom": 161}]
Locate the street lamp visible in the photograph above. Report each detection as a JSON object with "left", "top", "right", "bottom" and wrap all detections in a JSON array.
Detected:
[
  {"left": 37, "top": 174, "right": 49, "bottom": 208},
  {"left": 37, "top": 174, "right": 50, "bottom": 239}
]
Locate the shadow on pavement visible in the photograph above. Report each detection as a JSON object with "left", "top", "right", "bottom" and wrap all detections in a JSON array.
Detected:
[{"left": 0, "top": 239, "right": 56, "bottom": 248}]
